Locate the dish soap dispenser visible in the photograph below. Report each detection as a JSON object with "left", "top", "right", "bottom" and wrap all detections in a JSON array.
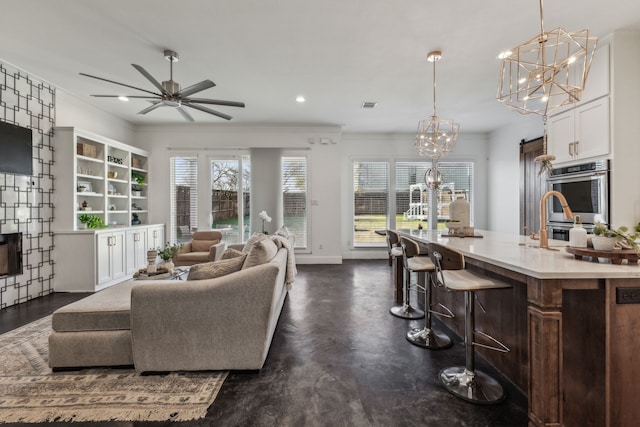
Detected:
[{"left": 569, "top": 215, "right": 587, "bottom": 248}]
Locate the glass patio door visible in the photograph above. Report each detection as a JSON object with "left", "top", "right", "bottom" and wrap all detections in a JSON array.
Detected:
[{"left": 209, "top": 155, "right": 250, "bottom": 244}]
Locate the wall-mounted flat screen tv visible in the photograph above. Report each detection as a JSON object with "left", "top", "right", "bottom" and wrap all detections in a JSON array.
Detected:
[{"left": 0, "top": 120, "right": 33, "bottom": 176}]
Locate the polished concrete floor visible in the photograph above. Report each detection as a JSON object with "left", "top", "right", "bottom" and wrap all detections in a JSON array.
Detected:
[{"left": 0, "top": 260, "right": 528, "bottom": 426}]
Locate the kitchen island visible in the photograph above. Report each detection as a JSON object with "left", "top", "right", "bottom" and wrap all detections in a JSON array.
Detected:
[{"left": 399, "top": 229, "right": 640, "bottom": 427}]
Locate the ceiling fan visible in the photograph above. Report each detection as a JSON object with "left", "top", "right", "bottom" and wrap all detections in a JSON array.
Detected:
[{"left": 80, "top": 49, "right": 245, "bottom": 121}]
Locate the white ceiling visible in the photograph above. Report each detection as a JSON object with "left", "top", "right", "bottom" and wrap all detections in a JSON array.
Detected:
[{"left": 2, "top": 0, "right": 640, "bottom": 133}]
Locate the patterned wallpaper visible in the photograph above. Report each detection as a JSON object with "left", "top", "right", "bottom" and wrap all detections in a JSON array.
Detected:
[{"left": 0, "top": 61, "right": 55, "bottom": 309}]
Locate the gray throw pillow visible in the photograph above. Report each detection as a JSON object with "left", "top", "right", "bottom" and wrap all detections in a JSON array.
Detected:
[
  {"left": 242, "top": 233, "right": 268, "bottom": 253},
  {"left": 221, "top": 247, "right": 244, "bottom": 259},
  {"left": 275, "top": 225, "right": 291, "bottom": 239},
  {"left": 242, "top": 238, "right": 278, "bottom": 269},
  {"left": 187, "top": 255, "right": 246, "bottom": 280}
]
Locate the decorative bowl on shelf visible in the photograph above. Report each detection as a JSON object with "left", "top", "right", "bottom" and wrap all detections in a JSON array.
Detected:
[{"left": 107, "top": 171, "right": 118, "bottom": 179}]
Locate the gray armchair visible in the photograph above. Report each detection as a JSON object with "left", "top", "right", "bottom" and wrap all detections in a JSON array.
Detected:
[{"left": 173, "top": 231, "right": 226, "bottom": 266}]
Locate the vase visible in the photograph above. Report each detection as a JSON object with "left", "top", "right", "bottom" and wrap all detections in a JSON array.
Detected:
[
  {"left": 591, "top": 236, "right": 616, "bottom": 251},
  {"left": 161, "top": 260, "right": 175, "bottom": 270}
]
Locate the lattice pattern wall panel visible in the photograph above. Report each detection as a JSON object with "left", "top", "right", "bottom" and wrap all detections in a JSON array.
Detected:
[{"left": 0, "top": 61, "right": 55, "bottom": 309}]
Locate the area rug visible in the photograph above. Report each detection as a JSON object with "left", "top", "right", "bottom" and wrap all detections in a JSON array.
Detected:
[{"left": 0, "top": 316, "right": 228, "bottom": 423}]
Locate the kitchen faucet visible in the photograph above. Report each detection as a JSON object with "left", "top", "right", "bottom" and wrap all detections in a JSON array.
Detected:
[{"left": 539, "top": 191, "right": 574, "bottom": 249}]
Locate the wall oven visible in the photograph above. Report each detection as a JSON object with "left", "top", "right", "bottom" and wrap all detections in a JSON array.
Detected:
[{"left": 546, "top": 160, "right": 609, "bottom": 240}]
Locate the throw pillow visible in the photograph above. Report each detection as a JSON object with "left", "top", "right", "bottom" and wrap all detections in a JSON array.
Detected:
[
  {"left": 242, "top": 238, "right": 279, "bottom": 269},
  {"left": 221, "top": 247, "right": 244, "bottom": 260},
  {"left": 187, "top": 255, "right": 246, "bottom": 280},
  {"left": 275, "top": 225, "right": 291, "bottom": 239},
  {"left": 242, "top": 232, "right": 268, "bottom": 253},
  {"left": 192, "top": 239, "right": 220, "bottom": 252}
]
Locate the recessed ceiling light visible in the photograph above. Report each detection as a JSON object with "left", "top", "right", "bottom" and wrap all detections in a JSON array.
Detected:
[
  {"left": 296, "top": 96, "right": 305, "bottom": 103},
  {"left": 361, "top": 101, "right": 378, "bottom": 109},
  {"left": 118, "top": 96, "right": 129, "bottom": 102}
]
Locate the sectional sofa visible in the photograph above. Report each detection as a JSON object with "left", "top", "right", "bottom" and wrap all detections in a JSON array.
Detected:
[{"left": 48, "top": 234, "right": 294, "bottom": 372}]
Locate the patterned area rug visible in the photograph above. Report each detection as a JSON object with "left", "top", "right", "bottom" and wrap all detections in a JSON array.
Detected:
[{"left": 0, "top": 316, "right": 228, "bottom": 423}]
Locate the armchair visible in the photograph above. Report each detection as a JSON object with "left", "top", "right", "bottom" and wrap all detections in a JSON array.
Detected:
[{"left": 173, "top": 231, "right": 226, "bottom": 267}]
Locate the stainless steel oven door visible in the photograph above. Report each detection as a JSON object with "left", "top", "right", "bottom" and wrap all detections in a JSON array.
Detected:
[
  {"left": 547, "top": 172, "right": 608, "bottom": 225},
  {"left": 546, "top": 221, "right": 595, "bottom": 242}
]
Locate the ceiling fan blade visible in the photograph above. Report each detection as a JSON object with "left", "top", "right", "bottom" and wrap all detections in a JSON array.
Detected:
[
  {"left": 177, "top": 80, "right": 216, "bottom": 98},
  {"left": 176, "top": 106, "right": 195, "bottom": 122},
  {"left": 91, "top": 95, "right": 161, "bottom": 100},
  {"left": 132, "top": 64, "right": 169, "bottom": 95},
  {"left": 137, "top": 102, "right": 164, "bottom": 115},
  {"left": 79, "top": 72, "right": 160, "bottom": 96},
  {"left": 184, "top": 103, "right": 232, "bottom": 120},
  {"left": 185, "top": 98, "right": 245, "bottom": 108}
]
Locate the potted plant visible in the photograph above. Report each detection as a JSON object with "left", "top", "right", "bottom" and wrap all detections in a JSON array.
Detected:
[
  {"left": 77, "top": 185, "right": 87, "bottom": 192},
  {"left": 157, "top": 242, "right": 183, "bottom": 269},
  {"left": 131, "top": 171, "right": 145, "bottom": 196},
  {"left": 592, "top": 221, "right": 639, "bottom": 252},
  {"left": 78, "top": 214, "right": 108, "bottom": 229}
]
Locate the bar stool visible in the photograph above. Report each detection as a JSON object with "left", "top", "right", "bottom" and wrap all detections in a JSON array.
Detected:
[
  {"left": 431, "top": 243, "right": 511, "bottom": 404},
  {"left": 403, "top": 238, "right": 453, "bottom": 350},
  {"left": 386, "top": 229, "right": 402, "bottom": 267},
  {"left": 389, "top": 236, "right": 425, "bottom": 320}
]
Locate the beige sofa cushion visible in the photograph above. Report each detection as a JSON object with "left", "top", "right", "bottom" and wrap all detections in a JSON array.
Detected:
[
  {"left": 221, "top": 247, "right": 244, "bottom": 259},
  {"left": 242, "top": 233, "right": 267, "bottom": 253},
  {"left": 187, "top": 255, "right": 246, "bottom": 280},
  {"left": 191, "top": 239, "right": 220, "bottom": 252},
  {"left": 243, "top": 238, "right": 279, "bottom": 269}
]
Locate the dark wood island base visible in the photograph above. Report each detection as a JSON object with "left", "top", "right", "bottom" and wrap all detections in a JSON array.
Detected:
[{"left": 400, "top": 229, "right": 640, "bottom": 427}]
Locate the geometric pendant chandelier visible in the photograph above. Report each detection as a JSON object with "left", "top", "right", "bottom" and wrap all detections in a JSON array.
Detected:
[
  {"left": 415, "top": 50, "right": 460, "bottom": 160},
  {"left": 496, "top": 0, "right": 597, "bottom": 174},
  {"left": 496, "top": 0, "right": 598, "bottom": 117}
]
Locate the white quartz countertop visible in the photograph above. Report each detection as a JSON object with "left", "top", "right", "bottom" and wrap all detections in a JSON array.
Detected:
[{"left": 399, "top": 229, "right": 640, "bottom": 279}]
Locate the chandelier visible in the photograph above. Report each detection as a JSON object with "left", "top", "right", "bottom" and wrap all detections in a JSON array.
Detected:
[
  {"left": 496, "top": 0, "right": 598, "bottom": 117},
  {"left": 415, "top": 50, "right": 460, "bottom": 160},
  {"left": 496, "top": 0, "right": 597, "bottom": 174}
]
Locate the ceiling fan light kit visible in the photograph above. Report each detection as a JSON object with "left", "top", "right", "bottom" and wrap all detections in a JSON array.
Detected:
[{"left": 80, "top": 49, "right": 244, "bottom": 122}]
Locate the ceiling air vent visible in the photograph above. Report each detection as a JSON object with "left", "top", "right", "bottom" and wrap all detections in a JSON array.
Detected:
[{"left": 361, "top": 101, "right": 378, "bottom": 109}]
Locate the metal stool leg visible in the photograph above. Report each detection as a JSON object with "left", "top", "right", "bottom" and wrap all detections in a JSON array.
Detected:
[
  {"left": 438, "top": 290, "right": 506, "bottom": 404},
  {"left": 390, "top": 268, "right": 424, "bottom": 319},
  {"left": 406, "top": 272, "right": 452, "bottom": 349}
]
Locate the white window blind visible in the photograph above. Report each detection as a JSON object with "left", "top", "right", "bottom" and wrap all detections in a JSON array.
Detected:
[
  {"left": 353, "top": 161, "right": 389, "bottom": 247},
  {"left": 170, "top": 156, "right": 198, "bottom": 243},
  {"left": 282, "top": 156, "right": 307, "bottom": 249}
]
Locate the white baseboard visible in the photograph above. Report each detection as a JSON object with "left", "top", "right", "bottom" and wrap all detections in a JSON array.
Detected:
[{"left": 295, "top": 255, "right": 342, "bottom": 264}]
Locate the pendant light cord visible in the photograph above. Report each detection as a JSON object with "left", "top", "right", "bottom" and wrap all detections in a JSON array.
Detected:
[{"left": 432, "top": 57, "right": 437, "bottom": 118}]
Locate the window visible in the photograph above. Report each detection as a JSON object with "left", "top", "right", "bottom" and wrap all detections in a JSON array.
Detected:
[
  {"left": 210, "top": 155, "right": 251, "bottom": 244},
  {"left": 282, "top": 156, "right": 308, "bottom": 249},
  {"left": 353, "top": 161, "right": 389, "bottom": 247},
  {"left": 170, "top": 155, "right": 198, "bottom": 243},
  {"left": 352, "top": 160, "right": 474, "bottom": 248}
]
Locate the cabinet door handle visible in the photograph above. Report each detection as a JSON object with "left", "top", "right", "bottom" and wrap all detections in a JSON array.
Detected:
[
  {"left": 134, "top": 233, "right": 140, "bottom": 242},
  {"left": 574, "top": 140, "right": 579, "bottom": 156},
  {"left": 568, "top": 142, "right": 574, "bottom": 156}
]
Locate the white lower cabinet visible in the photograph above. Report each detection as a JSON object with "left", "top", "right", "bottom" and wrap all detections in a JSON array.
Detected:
[
  {"left": 126, "top": 228, "right": 148, "bottom": 274},
  {"left": 147, "top": 225, "right": 165, "bottom": 250},
  {"left": 54, "top": 224, "right": 164, "bottom": 292},
  {"left": 97, "top": 231, "right": 126, "bottom": 285}
]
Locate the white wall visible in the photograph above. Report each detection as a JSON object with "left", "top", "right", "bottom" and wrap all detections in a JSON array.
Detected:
[
  {"left": 56, "top": 90, "right": 135, "bottom": 144},
  {"left": 487, "top": 115, "right": 542, "bottom": 233},
  {"left": 340, "top": 132, "right": 489, "bottom": 259},
  {"left": 133, "top": 124, "right": 343, "bottom": 264}
]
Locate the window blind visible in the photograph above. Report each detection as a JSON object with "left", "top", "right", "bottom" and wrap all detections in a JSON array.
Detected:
[
  {"left": 170, "top": 156, "right": 198, "bottom": 243},
  {"left": 282, "top": 156, "right": 307, "bottom": 249},
  {"left": 353, "top": 161, "right": 389, "bottom": 247}
]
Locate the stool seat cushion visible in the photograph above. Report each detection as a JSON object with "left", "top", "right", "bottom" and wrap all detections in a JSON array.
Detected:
[
  {"left": 391, "top": 247, "right": 403, "bottom": 257},
  {"left": 442, "top": 269, "right": 511, "bottom": 291},
  {"left": 407, "top": 256, "right": 435, "bottom": 272}
]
